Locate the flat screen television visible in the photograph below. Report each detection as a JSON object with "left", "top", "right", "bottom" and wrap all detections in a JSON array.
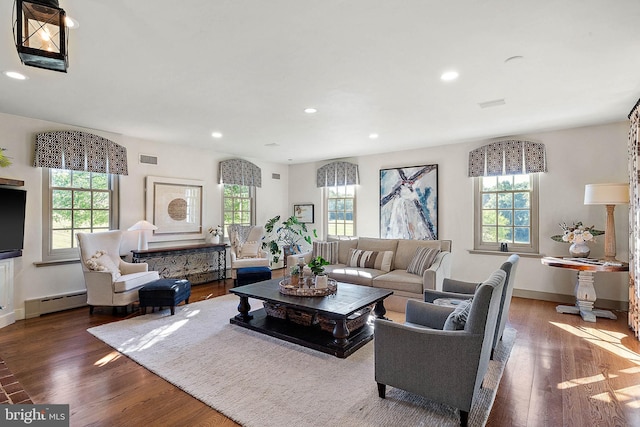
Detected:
[{"left": 0, "top": 187, "right": 27, "bottom": 254}]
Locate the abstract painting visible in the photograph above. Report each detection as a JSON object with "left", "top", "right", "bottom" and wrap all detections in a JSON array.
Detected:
[{"left": 380, "top": 165, "right": 438, "bottom": 239}]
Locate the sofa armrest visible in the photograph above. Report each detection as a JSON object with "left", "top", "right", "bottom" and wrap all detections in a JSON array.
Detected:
[
  {"left": 119, "top": 260, "right": 149, "bottom": 275},
  {"left": 422, "top": 251, "right": 451, "bottom": 292},
  {"left": 286, "top": 250, "right": 312, "bottom": 269}
]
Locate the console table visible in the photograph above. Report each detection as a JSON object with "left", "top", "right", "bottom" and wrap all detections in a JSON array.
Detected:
[
  {"left": 132, "top": 243, "right": 227, "bottom": 284},
  {"left": 541, "top": 256, "right": 628, "bottom": 322}
]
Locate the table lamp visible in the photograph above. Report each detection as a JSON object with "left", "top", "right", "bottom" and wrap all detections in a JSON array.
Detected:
[
  {"left": 584, "top": 183, "right": 629, "bottom": 261},
  {"left": 128, "top": 220, "right": 158, "bottom": 250}
]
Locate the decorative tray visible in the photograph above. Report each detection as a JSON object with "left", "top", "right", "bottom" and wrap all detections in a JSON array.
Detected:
[{"left": 279, "top": 278, "right": 337, "bottom": 297}]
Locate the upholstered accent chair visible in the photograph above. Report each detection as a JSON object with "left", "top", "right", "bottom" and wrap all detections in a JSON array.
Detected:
[
  {"left": 228, "top": 224, "right": 270, "bottom": 284},
  {"left": 375, "top": 270, "right": 506, "bottom": 427},
  {"left": 424, "top": 254, "right": 519, "bottom": 352},
  {"left": 77, "top": 230, "right": 160, "bottom": 314}
]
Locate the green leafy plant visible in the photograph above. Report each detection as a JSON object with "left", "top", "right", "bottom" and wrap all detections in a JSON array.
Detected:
[
  {"left": 262, "top": 215, "right": 317, "bottom": 264},
  {"left": 289, "top": 265, "right": 300, "bottom": 276},
  {"left": 308, "top": 256, "right": 329, "bottom": 276},
  {"left": 0, "top": 148, "right": 12, "bottom": 168}
]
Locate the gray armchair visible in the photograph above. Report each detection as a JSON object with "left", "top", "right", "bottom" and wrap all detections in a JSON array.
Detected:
[
  {"left": 375, "top": 269, "right": 506, "bottom": 427},
  {"left": 424, "top": 254, "right": 519, "bottom": 353}
]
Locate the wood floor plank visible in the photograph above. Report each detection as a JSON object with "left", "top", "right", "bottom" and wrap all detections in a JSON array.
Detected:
[{"left": 2, "top": 273, "right": 640, "bottom": 426}]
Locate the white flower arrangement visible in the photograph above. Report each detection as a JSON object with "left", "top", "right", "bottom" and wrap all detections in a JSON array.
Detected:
[
  {"left": 551, "top": 221, "right": 603, "bottom": 244},
  {"left": 208, "top": 225, "right": 223, "bottom": 237}
]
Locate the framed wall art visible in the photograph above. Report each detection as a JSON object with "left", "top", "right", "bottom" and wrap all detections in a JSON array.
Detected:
[
  {"left": 145, "top": 176, "right": 204, "bottom": 241},
  {"left": 379, "top": 164, "right": 438, "bottom": 240},
  {"left": 294, "top": 203, "right": 314, "bottom": 223}
]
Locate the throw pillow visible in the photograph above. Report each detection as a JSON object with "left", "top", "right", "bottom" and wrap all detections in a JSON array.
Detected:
[
  {"left": 347, "top": 248, "right": 393, "bottom": 272},
  {"left": 406, "top": 247, "right": 441, "bottom": 276},
  {"left": 443, "top": 299, "right": 473, "bottom": 330},
  {"left": 85, "top": 250, "right": 121, "bottom": 279},
  {"left": 239, "top": 241, "right": 260, "bottom": 258},
  {"left": 312, "top": 241, "right": 338, "bottom": 265}
]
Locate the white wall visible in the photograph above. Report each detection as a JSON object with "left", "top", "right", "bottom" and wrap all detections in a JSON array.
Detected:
[
  {"left": 289, "top": 121, "right": 630, "bottom": 302},
  {"left": 0, "top": 112, "right": 288, "bottom": 319}
]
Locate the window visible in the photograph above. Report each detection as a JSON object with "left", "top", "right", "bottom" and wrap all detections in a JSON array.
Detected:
[
  {"left": 474, "top": 174, "right": 539, "bottom": 253},
  {"left": 222, "top": 184, "right": 255, "bottom": 235},
  {"left": 325, "top": 185, "right": 356, "bottom": 237},
  {"left": 43, "top": 169, "right": 119, "bottom": 261}
]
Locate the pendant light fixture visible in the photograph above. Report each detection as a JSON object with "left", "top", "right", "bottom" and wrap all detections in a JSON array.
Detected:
[{"left": 13, "top": 0, "right": 68, "bottom": 72}]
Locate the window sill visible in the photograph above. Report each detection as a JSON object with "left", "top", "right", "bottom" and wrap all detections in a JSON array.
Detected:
[
  {"left": 34, "top": 258, "right": 80, "bottom": 267},
  {"left": 467, "top": 249, "right": 543, "bottom": 259}
]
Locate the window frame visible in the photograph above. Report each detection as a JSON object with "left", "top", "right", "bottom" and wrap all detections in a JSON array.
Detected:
[
  {"left": 42, "top": 168, "right": 120, "bottom": 262},
  {"left": 474, "top": 173, "right": 539, "bottom": 254},
  {"left": 222, "top": 184, "right": 256, "bottom": 237},
  {"left": 323, "top": 184, "right": 357, "bottom": 239}
]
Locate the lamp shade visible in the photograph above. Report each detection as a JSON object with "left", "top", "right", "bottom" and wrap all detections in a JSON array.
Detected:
[
  {"left": 128, "top": 220, "right": 158, "bottom": 231},
  {"left": 584, "top": 183, "right": 630, "bottom": 205}
]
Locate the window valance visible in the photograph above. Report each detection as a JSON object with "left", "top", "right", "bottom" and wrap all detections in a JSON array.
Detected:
[
  {"left": 219, "top": 159, "right": 262, "bottom": 187},
  {"left": 468, "top": 140, "right": 547, "bottom": 177},
  {"left": 33, "top": 131, "right": 128, "bottom": 175},
  {"left": 316, "top": 161, "right": 359, "bottom": 187}
]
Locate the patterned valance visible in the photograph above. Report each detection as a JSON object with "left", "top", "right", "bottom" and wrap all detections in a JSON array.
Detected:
[
  {"left": 33, "top": 131, "right": 128, "bottom": 175},
  {"left": 468, "top": 140, "right": 547, "bottom": 177},
  {"left": 219, "top": 159, "right": 262, "bottom": 187},
  {"left": 316, "top": 161, "right": 359, "bottom": 187}
]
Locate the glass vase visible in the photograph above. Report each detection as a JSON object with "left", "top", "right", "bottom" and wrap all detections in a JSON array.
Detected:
[{"left": 569, "top": 242, "right": 590, "bottom": 258}]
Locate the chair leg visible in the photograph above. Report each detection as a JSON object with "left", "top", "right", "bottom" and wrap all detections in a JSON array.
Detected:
[
  {"left": 89, "top": 305, "right": 94, "bottom": 315},
  {"left": 377, "top": 383, "right": 386, "bottom": 398},
  {"left": 459, "top": 410, "right": 469, "bottom": 427},
  {"left": 170, "top": 306, "right": 175, "bottom": 315}
]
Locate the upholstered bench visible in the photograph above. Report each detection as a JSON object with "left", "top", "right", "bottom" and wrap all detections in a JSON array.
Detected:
[
  {"left": 236, "top": 266, "right": 272, "bottom": 287},
  {"left": 138, "top": 278, "right": 191, "bottom": 315}
]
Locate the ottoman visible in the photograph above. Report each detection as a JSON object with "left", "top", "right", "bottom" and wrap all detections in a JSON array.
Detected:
[
  {"left": 139, "top": 278, "right": 191, "bottom": 315},
  {"left": 236, "top": 266, "right": 272, "bottom": 287}
]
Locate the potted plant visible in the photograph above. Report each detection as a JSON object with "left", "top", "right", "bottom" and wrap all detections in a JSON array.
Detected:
[
  {"left": 308, "top": 256, "right": 330, "bottom": 288},
  {"left": 262, "top": 215, "right": 317, "bottom": 266},
  {"left": 289, "top": 264, "right": 300, "bottom": 286}
]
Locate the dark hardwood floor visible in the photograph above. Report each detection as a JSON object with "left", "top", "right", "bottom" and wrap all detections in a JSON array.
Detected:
[{"left": 1, "top": 272, "right": 639, "bottom": 426}]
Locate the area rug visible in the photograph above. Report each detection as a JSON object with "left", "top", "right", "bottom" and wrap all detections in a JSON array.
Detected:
[{"left": 88, "top": 295, "right": 516, "bottom": 427}]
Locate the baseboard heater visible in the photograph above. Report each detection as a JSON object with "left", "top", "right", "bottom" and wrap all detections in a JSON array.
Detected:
[{"left": 24, "top": 291, "right": 87, "bottom": 319}]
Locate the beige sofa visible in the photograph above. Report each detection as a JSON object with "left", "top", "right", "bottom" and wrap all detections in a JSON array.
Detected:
[{"left": 289, "top": 237, "right": 452, "bottom": 312}]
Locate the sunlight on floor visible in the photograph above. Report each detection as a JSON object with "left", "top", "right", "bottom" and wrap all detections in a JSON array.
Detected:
[
  {"left": 94, "top": 351, "right": 121, "bottom": 367},
  {"left": 550, "top": 321, "right": 640, "bottom": 364},
  {"left": 551, "top": 321, "right": 640, "bottom": 409},
  {"left": 123, "top": 319, "right": 189, "bottom": 352}
]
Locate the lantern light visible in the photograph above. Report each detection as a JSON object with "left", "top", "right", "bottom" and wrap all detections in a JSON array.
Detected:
[{"left": 13, "top": 0, "right": 68, "bottom": 72}]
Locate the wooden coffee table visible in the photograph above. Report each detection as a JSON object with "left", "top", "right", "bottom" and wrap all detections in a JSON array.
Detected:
[{"left": 229, "top": 278, "right": 393, "bottom": 358}]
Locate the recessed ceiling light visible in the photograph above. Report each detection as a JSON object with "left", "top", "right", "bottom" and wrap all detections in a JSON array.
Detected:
[
  {"left": 304, "top": 107, "right": 317, "bottom": 114},
  {"left": 504, "top": 55, "right": 524, "bottom": 63},
  {"left": 211, "top": 132, "right": 223, "bottom": 138},
  {"left": 369, "top": 133, "right": 379, "bottom": 139},
  {"left": 264, "top": 143, "right": 279, "bottom": 147},
  {"left": 440, "top": 70, "right": 459, "bottom": 82},
  {"left": 4, "top": 71, "right": 28, "bottom": 80}
]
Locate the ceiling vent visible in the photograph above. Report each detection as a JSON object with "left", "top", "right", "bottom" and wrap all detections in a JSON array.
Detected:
[
  {"left": 478, "top": 99, "right": 506, "bottom": 109},
  {"left": 272, "top": 173, "right": 281, "bottom": 180},
  {"left": 139, "top": 154, "right": 157, "bottom": 165}
]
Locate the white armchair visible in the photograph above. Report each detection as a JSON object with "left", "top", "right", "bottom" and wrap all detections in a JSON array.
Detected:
[
  {"left": 77, "top": 230, "right": 160, "bottom": 314},
  {"left": 228, "top": 224, "right": 270, "bottom": 284}
]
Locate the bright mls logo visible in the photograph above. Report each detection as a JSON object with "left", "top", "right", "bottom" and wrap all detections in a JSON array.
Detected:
[{"left": 2, "top": 405, "right": 69, "bottom": 426}]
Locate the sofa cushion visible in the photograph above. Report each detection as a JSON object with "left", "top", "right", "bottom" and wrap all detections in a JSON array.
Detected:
[
  {"left": 443, "top": 299, "right": 473, "bottom": 330},
  {"left": 406, "top": 247, "right": 441, "bottom": 276},
  {"left": 328, "top": 266, "right": 385, "bottom": 287},
  {"left": 331, "top": 238, "right": 359, "bottom": 264},
  {"left": 312, "top": 241, "right": 339, "bottom": 264},
  {"left": 348, "top": 248, "right": 393, "bottom": 272},
  {"left": 395, "top": 239, "right": 444, "bottom": 270},
  {"left": 372, "top": 270, "right": 424, "bottom": 294}
]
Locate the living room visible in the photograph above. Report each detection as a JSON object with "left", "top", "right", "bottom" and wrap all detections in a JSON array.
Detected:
[{"left": 1, "top": 1, "right": 640, "bottom": 426}]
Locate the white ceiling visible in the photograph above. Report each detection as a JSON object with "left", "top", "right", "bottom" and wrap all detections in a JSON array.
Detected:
[{"left": 1, "top": 0, "right": 639, "bottom": 164}]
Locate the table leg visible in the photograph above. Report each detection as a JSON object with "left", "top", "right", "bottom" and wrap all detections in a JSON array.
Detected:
[
  {"left": 235, "top": 296, "right": 253, "bottom": 321},
  {"left": 555, "top": 270, "right": 617, "bottom": 322},
  {"left": 332, "top": 318, "right": 350, "bottom": 346},
  {"left": 373, "top": 300, "right": 388, "bottom": 320}
]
